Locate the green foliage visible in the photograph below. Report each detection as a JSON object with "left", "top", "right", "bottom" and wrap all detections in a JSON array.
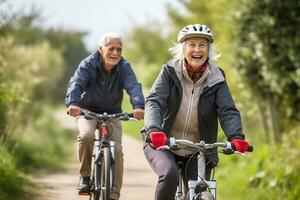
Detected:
[
  {"left": 246, "top": 130, "right": 300, "bottom": 199},
  {"left": 44, "top": 29, "right": 89, "bottom": 100},
  {"left": 0, "top": 145, "right": 25, "bottom": 200},
  {"left": 122, "top": 93, "right": 144, "bottom": 139},
  {"left": 215, "top": 129, "right": 300, "bottom": 200},
  {"left": 11, "top": 107, "right": 74, "bottom": 172},
  {"left": 124, "top": 22, "right": 172, "bottom": 89},
  {"left": 235, "top": 0, "right": 300, "bottom": 126},
  {"left": 0, "top": 5, "right": 86, "bottom": 199},
  {"left": 0, "top": 106, "right": 74, "bottom": 200},
  {"left": 0, "top": 6, "right": 89, "bottom": 101},
  {"left": 0, "top": 37, "right": 65, "bottom": 141}
]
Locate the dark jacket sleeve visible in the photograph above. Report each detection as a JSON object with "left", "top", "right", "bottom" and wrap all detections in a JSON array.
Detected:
[
  {"left": 122, "top": 62, "right": 145, "bottom": 109},
  {"left": 142, "top": 66, "right": 171, "bottom": 140},
  {"left": 65, "top": 60, "right": 92, "bottom": 107},
  {"left": 216, "top": 80, "right": 245, "bottom": 141}
]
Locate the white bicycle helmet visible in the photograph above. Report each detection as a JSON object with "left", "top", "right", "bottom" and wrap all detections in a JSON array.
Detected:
[{"left": 177, "top": 24, "right": 214, "bottom": 43}]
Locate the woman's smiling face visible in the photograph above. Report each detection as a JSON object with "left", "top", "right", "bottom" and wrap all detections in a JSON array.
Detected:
[{"left": 184, "top": 37, "right": 209, "bottom": 69}]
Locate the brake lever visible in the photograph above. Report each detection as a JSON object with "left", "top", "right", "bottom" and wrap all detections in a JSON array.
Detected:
[
  {"left": 157, "top": 144, "right": 181, "bottom": 151},
  {"left": 156, "top": 145, "right": 170, "bottom": 150}
]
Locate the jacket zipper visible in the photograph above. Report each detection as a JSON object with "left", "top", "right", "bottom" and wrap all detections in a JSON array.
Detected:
[{"left": 182, "top": 84, "right": 195, "bottom": 139}]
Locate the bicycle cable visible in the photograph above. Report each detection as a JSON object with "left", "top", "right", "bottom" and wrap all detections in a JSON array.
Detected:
[{"left": 181, "top": 149, "right": 212, "bottom": 192}]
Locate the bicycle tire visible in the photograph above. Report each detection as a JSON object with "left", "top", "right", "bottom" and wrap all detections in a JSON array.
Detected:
[
  {"left": 184, "top": 191, "right": 214, "bottom": 200},
  {"left": 100, "top": 147, "right": 111, "bottom": 200},
  {"left": 91, "top": 159, "right": 101, "bottom": 200},
  {"left": 199, "top": 191, "right": 214, "bottom": 200}
]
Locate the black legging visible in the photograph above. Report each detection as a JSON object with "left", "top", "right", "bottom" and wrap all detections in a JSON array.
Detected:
[{"left": 143, "top": 143, "right": 211, "bottom": 200}]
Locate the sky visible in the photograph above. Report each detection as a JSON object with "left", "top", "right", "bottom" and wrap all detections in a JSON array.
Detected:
[{"left": 5, "top": 0, "right": 181, "bottom": 50}]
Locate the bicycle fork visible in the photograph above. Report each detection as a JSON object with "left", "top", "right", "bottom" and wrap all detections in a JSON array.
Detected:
[{"left": 187, "top": 154, "right": 217, "bottom": 200}]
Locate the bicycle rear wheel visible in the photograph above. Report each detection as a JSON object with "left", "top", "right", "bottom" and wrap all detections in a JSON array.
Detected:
[{"left": 100, "top": 147, "right": 111, "bottom": 200}]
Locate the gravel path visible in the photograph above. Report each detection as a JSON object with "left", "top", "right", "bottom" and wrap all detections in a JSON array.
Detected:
[{"left": 34, "top": 109, "right": 156, "bottom": 200}]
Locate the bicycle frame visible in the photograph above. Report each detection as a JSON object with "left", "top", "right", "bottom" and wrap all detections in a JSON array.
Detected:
[
  {"left": 186, "top": 153, "right": 217, "bottom": 200},
  {"left": 174, "top": 152, "right": 216, "bottom": 200},
  {"left": 93, "top": 121, "right": 115, "bottom": 192}
]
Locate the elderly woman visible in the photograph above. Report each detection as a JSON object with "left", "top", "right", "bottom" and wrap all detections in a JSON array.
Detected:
[{"left": 142, "top": 24, "right": 250, "bottom": 200}]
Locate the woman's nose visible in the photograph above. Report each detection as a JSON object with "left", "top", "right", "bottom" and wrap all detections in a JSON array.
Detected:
[{"left": 194, "top": 46, "right": 201, "bottom": 52}]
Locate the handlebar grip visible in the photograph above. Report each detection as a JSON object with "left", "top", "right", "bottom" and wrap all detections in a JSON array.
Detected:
[
  {"left": 247, "top": 145, "right": 254, "bottom": 152},
  {"left": 128, "top": 113, "right": 134, "bottom": 118}
]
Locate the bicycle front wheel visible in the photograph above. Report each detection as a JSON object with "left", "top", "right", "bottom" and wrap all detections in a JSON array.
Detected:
[
  {"left": 100, "top": 147, "right": 111, "bottom": 200},
  {"left": 91, "top": 158, "right": 101, "bottom": 200}
]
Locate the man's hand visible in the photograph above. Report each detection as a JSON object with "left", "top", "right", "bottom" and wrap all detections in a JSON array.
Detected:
[
  {"left": 133, "top": 108, "right": 144, "bottom": 120},
  {"left": 67, "top": 105, "right": 82, "bottom": 117}
]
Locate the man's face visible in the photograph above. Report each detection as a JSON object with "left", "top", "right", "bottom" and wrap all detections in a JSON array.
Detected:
[{"left": 99, "top": 38, "right": 122, "bottom": 71}]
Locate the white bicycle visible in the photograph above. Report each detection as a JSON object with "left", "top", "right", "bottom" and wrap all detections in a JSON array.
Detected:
[{"left": 158, "top": 137, "right": 253, "bottom": 200}]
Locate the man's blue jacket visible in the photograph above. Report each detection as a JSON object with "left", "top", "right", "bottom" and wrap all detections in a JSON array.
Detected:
[{"left": 65, "top": 51, "right": 145, "bottom": 113}]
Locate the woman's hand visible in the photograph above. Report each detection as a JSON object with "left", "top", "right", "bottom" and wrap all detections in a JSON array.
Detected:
[
  {"left": 231, "top": 139, "right": 249, "bottom": 153},
  {"left": 149, "top": 131, "right": 168, "bottom": 149}
]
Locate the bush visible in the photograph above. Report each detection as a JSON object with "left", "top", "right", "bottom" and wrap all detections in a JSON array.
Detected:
[
  {"left": 0, "top": 145, "right": 25, "bottom": 200},
  {"left": 247, "top": 130, "right": 300, "bottom": 200}
]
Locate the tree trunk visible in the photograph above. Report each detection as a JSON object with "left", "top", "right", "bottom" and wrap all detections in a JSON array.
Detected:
[
  {"left": 258, "top": 102, "right": 271, "bottom": 143},
  {"left": 269, "top": 99, "right": 282, "bottom": 143}
]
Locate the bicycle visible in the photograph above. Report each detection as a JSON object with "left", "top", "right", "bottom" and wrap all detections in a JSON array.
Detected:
[
  {"left": 79, "top": 110, "right": 136, "bottom": 200},
  {"left": 157, "top": 137, "right": 253, "bottom": 200}
]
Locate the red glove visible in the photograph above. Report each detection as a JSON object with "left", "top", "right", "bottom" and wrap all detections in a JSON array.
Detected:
[
  {"left": 149, "top": 131, "right": 168, "bottom": 148},
  {"left": 231, "top": 139, "right": 249, "bottom": 153}
]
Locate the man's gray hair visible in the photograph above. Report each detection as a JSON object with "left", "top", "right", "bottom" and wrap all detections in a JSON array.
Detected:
[
  {"left": 168, "top": 41, "right": 221, "bottom": 62},
  {"left": 98, "top": 32, "right": 122, "bottom": 48}
]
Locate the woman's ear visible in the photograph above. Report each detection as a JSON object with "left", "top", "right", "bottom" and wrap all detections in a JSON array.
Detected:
[{"left": 98, "top": 47, "right": 102, "bottom": 54}]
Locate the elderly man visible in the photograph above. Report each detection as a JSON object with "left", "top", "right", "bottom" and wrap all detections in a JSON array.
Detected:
[{"left": 66, "top": 32, "right": 145, "bottom": 200}]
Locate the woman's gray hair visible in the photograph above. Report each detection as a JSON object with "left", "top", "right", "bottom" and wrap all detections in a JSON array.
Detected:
[
  {"left": 168, "top": 41, "right": 221, "bottom": 62},
  {"left": 98, "top": 32, "right": 122, "bottom": 48}
]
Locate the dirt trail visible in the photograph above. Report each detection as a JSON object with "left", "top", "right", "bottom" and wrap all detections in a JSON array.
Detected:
[{"left": 34, "top": 109, "right": 156, "bottom": 200}]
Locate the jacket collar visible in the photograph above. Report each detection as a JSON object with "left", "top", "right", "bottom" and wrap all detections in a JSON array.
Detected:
[{"left": 166, "top": 58, "right": 225, "bottom": 88}]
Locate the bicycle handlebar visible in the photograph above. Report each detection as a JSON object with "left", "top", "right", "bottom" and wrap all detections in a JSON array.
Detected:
[
  {"left": 80, "top": 110, "right": 136, "bottom": 121},
  {"left": 157, "top": 137, "right": 253, "bottom": 155}
]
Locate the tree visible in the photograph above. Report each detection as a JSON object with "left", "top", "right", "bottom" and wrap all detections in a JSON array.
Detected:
[
  {"left": 235, "top": 0, "right": 300, "bottom": 142},
  {"left": 124, "top": 22, "right": 172, "bottom": 88},
  {"left": 0, "top": 7, "right": 89, "bottom": 101}
]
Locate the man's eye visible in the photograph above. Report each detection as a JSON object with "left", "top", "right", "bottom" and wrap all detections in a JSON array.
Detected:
[{"left": 109, "top": 47, "right": 122, "bottom": 52}]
